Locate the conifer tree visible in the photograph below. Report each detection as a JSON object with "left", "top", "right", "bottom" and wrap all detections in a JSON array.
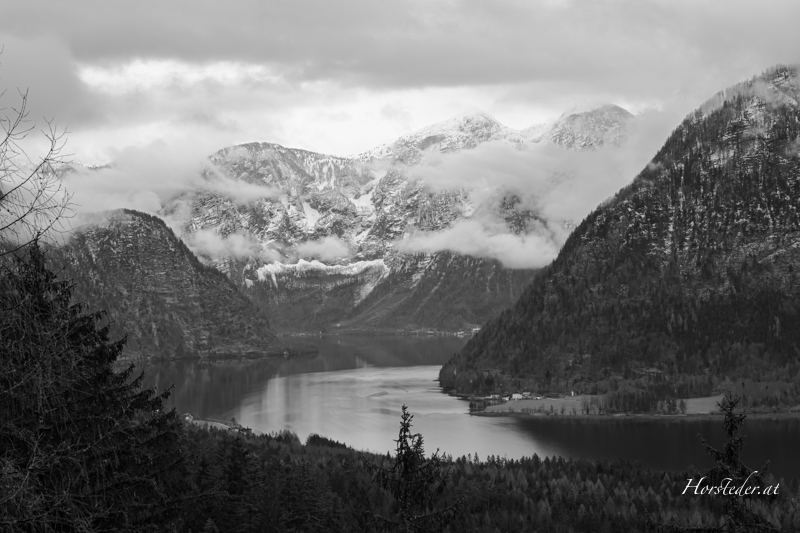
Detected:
[
  {"left": 366, "top": 405, "right": 462, "bottom": 532},
  {"left": 696, "top": 394, "right": 780, "bottom": 532},
  {"left": 653, "top": 394, "right": 780, "bottom": 532},
  {"left": 0, "top": 244, "right": 184, "bottom": 532}
]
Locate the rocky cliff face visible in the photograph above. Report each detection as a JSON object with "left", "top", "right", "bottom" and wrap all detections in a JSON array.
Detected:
[
  {"left": 171, "top": 106, "right": 634, "bottom": 332},
  {"left": 52, "top": 210, "right": 285, "bottom": 361},
  {"left": 439, "top": 66, "right": 800, "bottom": 394}
]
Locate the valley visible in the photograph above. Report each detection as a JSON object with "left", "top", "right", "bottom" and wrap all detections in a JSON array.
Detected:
[
  {"left": 58, "top": 67, "right": 800, "bottom": 416},
  {"left": 6, "top": 4, "right": 800, "bottom": 530}
]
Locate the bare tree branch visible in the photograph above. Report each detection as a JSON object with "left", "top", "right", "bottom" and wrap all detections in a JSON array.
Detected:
[{"left": 0, "top": 79, "right": 74, "bottom": 256}]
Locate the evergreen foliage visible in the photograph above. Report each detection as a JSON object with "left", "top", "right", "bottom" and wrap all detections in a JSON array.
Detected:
[
  {"left": 171, "top": 421, "right": 799, "bottom": 532},
  {"left": 697, "top": 395, "right": 780, "bottom": 531},
  {"left": 365, "top": 405, "right": 462, "bottom": 532},
  {"left": 0, "top": 244, "right": 185, "bottom": 531},
  {"left": 654, "top": 394, "right": 783, "bottom": 532}
]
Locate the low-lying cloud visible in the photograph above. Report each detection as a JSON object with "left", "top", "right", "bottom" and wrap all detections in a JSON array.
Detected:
[
  {"left": 399, "top": 106, "right": 681, "bottom": 268},
  {"left": 396, "top": 218, "right": 566, "bottom": 269},
  {"left": 296, "top": 236, "right": 350, "bottom": 261},
  {"left": 60, "top": 138, "right": 286, "bottom": 260},
  {"left": 185, "top": 228, "right": 281, "bottom": 262},
  {"left": 64, "top": 140, "right": 281, "bottom": 218}
]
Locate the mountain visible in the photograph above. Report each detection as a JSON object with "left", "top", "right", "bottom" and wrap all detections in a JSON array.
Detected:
[
  {"left": 171, "top": 105, "right": 634, "bottom": 333},
  {"left": 354, "top": 111, "right": 539, "bottom": 164},
  {"left": 439, "top": 66, "right": 800, "bottom": 400},
  {"left": 52, "top": 209, "right": 286, "bottom": 362},
  {"left": 549, "top": 104, "right": 633, "bottom": 149}
]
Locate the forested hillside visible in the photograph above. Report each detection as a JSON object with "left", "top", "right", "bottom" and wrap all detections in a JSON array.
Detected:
[
  {"left": 51, "top": 209, "right": 286, "bottom": 362},
  {"left": 440, "top": 66, "right": 800, "bottom": 404}
]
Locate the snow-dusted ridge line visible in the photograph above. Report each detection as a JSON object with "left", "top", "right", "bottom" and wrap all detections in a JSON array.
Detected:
[
  {"left": 350, "top": 105, "right": 632, "bottom": 162},
  {"left": 256, "top": 258, "right": 389, "bottom": 288},
  {"left": 172, "top": 103, "right": 636, "bottom": 331}
]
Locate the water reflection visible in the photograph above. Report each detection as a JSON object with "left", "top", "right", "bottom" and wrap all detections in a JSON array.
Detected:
[
  {"left": 143, "top": 335, "right": 800, "bottom": 481},
  {"left": 233, "top": 365, "right": 559, "bottom": 459},
  {"left": 141, "top": 335, "right": 467, "bottom": 423}
]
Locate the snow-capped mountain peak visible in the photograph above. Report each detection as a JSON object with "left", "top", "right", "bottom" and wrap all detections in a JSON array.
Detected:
[
  {"left": 355, "top": 109, "right": 525, "bottom": 164},
  {"left": 549, "top": 103, "right": 634, "bottom": 149},
  {"left": 168, "top": 102, "right": 635, "bottom": 332},
  {"left": 354, "top": 104, "right": 633, "bottom": 163}
]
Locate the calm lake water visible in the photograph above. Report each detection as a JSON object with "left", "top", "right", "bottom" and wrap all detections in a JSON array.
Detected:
[{"left": 142, "top": 335, "right": 800, "bottom": 481}]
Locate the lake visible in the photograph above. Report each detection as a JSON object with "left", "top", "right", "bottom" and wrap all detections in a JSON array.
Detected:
[{"left": 142, "top": 335, "right": 800, "bottom": 482}]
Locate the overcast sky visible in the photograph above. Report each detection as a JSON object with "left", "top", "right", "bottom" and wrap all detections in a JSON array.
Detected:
[{"left": 2, "top": 0, "right": 799, "bottom": 161}]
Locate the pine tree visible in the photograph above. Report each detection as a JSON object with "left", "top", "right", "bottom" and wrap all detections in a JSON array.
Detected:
[
  {"left": 0, "top": 244, "right": 184, "bottom": 532},
  {"left": 366, "top": 405, "right": 462, "bottom": 532},
  {"left": 652, "top": 394, "right": 780, "bottom": 532},
  {"left": 696, "top": 395, "right": 779, "bottom": 532}
]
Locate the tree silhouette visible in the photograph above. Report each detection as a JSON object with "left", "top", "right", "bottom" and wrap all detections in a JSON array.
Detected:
[
  {"left": 653, "top": 394, "right": 780, "bottom": 532},
  {"left": 696, "top": 394, "right": 779, "bottom": 532},
  {"left": 0, "top": 244, "right": 184, "bottom": 531},
  {"left": 366, "top": 405, "right": 462, "bottom": 532},
  {"left": 0, "top": 78, "right": 72, "bottom": 256}
]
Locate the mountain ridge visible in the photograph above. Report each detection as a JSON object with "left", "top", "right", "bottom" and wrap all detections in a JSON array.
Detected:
[
  {"left": 438, "top": 65, "right": 800, "bottom": 406},
  {"left": 170, "top": 103, "right": 634, "bottom": 333}
]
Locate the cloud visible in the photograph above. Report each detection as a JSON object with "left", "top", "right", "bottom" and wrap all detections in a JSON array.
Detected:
[
  {"left": 3, "top": 1, "right": 798, "bottom": 92},
  {"left": 184, "top": 228, "right": 281, "bottom": 261},
  {"left": 396, "top": 218, "right": 564, "bottom": 269},
  {"left": 296, "top": 236, "right": 350, "bottom": 261},
  {"left": 400, "top": 105, "right": 684, "bottom": 268},
  {"left": 63, "top": 139, "right": 281, "bottom": 220},
  {"left": 175, "top": 111, "right": 240, "bottom": 132},
  {"left": 4, "top": 1, "right": 800, "bottom": 157},
  {"left": 419, "top": 105, "right": 682, "bottom": 216},
  {"left": 0, "top": 33, "right": 99, "bottom": 128}
]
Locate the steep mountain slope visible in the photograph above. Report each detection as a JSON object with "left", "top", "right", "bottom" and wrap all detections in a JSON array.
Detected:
[
  {"left": 52, "top": 210, "right": 285, "bottom": 361},
  {"left": 174, "top": 106, "right": 634, "bottom": 332},
  {"left": 339, "top": 251, "right": 538, "bottom": 331},
  {"left": 439, "top": 66, "right": 800, "bottom": 398}
]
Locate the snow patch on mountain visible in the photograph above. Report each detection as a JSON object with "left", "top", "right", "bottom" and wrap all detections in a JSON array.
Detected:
[
  {"left": 355, "top": 111, "right": 531, "bottom": 165},
  {"left": 166, "top": 103, "right": 636, "bottom": 331},
  {"left": 256, "top": 259, "right": 389, "bottom": 288},
  {"left": 301, "top": 201, "right": 321, "bottom": 230}
]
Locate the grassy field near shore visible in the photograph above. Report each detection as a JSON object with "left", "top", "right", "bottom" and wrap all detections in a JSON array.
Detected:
[{"left": 481, "top": 394, "right": 726, "bottom": 416}]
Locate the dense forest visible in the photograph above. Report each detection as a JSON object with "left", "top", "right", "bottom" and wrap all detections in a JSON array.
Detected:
[
  {"left": 441, "top": 66, "right": 800, "bottom": 407},
  {"left": 2, "top": 245, "right": 799, "bottom": 532}
]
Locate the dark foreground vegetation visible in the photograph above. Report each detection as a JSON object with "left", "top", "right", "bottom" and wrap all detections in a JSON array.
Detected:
[{"left": 2, "top": 246, "right": 800, "bottom": 532}]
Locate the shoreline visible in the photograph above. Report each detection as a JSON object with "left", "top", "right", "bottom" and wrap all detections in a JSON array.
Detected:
[
  {"left": 471, "top": 410, "right": 800, "bottom": 422},
  {"left": 466, "top": 393, "right": 800, "bottom": 421},
  {"left": 277, "top": 328, "right": 474, "bottom": 338}
]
